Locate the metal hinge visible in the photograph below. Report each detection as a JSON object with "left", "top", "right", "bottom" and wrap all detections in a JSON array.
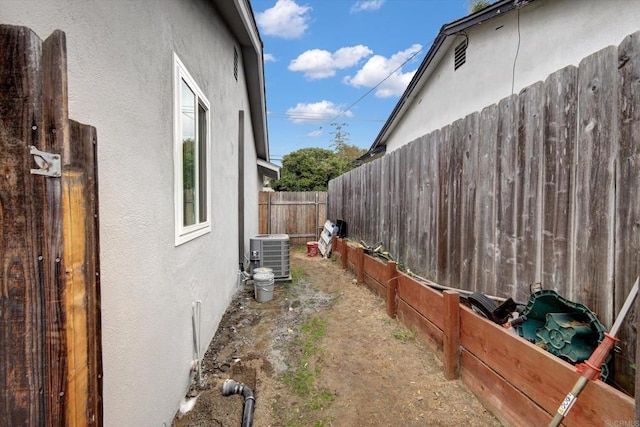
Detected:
[{"left": 30, "top": 146, "right": 61, "bottom": 177}]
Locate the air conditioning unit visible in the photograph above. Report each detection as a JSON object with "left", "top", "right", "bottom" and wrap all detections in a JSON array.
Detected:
[{"left": 249, "top": 234, "right": 291, "bottom": 281}]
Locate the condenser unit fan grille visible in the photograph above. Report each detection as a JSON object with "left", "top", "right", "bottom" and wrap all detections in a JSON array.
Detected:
[{"left": 250, "top": 234, "right": 290, "bottom": 280}]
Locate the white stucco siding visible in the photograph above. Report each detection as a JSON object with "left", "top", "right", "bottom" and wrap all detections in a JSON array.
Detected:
[
  {"left": 385, "top": 0, "right": 640, "bottom": 152},
  {"left": 1, "top": 0, "right": 263, "bottom": 425}
]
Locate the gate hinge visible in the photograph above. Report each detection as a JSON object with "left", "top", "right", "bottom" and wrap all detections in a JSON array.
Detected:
[{"left": 30, "top": 146, "right": 61, "bottom": 177}]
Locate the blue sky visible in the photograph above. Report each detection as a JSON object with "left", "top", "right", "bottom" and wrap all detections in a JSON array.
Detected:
[{"left": 252, "top": 0, "right": 470, "bottom": 164}]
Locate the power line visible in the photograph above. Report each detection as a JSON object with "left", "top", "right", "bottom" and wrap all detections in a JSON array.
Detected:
[
  {"left": 268, "top": 113, "right": 385, "bottom": 123},
  {"left": 511, "top": 7, "right": 521, "bottom": 95},
  {"left": 320, "top": 46, "right": 425, "bottom": 127},
  {"left": 268, "top": 45, "right": 426, "bottom": 132}
]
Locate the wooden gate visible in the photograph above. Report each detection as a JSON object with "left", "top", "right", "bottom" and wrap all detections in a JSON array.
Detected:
[
  {"left": 259, "top": 191, "right": 327, "bottom": 246},
  {"left": 0, "top": 25, "right": 102, "bottom": 425}
]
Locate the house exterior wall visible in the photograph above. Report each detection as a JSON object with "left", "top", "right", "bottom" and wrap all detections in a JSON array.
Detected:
[
  {"left": 1, "top": 0, "right": 263, "bottom": 425},
  {"left": 385, "top": 0, "right": 640, "bottom": 153}
]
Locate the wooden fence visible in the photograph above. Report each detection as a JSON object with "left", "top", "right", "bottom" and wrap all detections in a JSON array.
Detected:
[
  {"left": 259, "top": 191, "right": 327, "bottom": 246},
  {"left": 0, "top": 25, "right": 102, "bottom": 425},
  {"left": 328, "top": 32, "right": 640, "bottom": 394},
  {"left": 333, "top": 238, "right": 635, "bottom": 426}
]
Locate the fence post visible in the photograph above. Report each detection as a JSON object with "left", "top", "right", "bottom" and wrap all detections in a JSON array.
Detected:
[
  {"left": 340, "top": 239, "right": 348, "bottom": 270},
  {"left": 356, "top": 247, "right": 364, "bottom": 285},
  {"left": 267, "top": 191, "right": 271, "bottom": 234},
  {"left": 443, "top": 290, "right": 461, "bottom": 380},
  {"left": 385, "top": 261, "right": 398, "bottom": 318},
  {"left": 332, "top": 234, "right": 337, "bottom": 258},
  {"left": 314, "top": 191, "right": 319, "bottom": 240}
]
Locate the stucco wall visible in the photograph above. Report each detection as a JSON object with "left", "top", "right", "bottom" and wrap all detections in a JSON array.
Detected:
[
  {"left": 0, "top": 0, "right": 262, "bottom": 424},
  {"left": 386, "top": 0, "right": 640, "bottom": 152}
]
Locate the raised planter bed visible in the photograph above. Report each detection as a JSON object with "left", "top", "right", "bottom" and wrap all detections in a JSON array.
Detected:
[{"left": 332, "top": 237, "right": 634, "bottom": 426}]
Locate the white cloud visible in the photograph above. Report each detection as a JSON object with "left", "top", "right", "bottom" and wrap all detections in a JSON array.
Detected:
[
  {"left": 289, "top": 45, "right": 372, "bottom": 80},
  {"left": 343, "top": 44, "right": 422, "bottom": 98},
  {"left": 351, "top": 0, "right": 385, "bottom": 13},
  {"left": 289, "top": 50, "right": 333, "bottom": 79},
  {"left": 264, "top": 53, "right": 276, "bottom": 62},
  {"left": 332, "top": 46, "right": 373, "bottom": 68},
  {"left": 307, "top": 129, "right": 323, "bottom": 137},
  {"left": 256, "top": 0, "right": 312, "bottom": 39},
  {"left": 286, "top": 100, "right": 353, "bottom": 123}
]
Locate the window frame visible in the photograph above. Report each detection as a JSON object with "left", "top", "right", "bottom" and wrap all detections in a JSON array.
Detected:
[{"left": 173, "top": 53, "right": 212, "bottom": 246}]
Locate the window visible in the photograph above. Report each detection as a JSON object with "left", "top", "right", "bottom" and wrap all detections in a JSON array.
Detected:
[
  {"left": 454, "top": 39, "right": 467, "bottom": 70},
  {"left": 173, "top": 53, "right": 211, "bottom": 245}
]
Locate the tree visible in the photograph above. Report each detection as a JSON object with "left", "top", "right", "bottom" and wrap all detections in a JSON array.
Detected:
[
  {"left": 182, "top": 138, "right": 195, "bottom": 190},
  {"left": 271, "top": 147, "right": 338, "bottom": 191},
  {"left": 271, "top": 123, "right": 366, "bottom": 191},
  {"left": 467, "top": 0, "right": 491, "bottom": 13},
  {"left": 270, "top": 123, "right": 367, "bottom": 191}
]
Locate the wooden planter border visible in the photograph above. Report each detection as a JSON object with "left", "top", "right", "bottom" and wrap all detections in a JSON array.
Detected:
[{"left": 333, "top": 238, "right": 634, "bottom": 426}]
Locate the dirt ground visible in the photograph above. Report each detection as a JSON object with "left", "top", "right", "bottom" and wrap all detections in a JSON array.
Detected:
[{"left": 173, "top": 248, "right": 501, "bottom": 427}]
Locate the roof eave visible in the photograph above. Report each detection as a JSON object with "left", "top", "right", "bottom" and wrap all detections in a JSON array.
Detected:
[
  {"left": 211, "top": 0, "right": 270, "bottom": 162},
  {"left": 368, "top": 0, "right": 532, "bottom": 154},
  {"left": 257, "top": 159, "right": 280, "bottom": 180}
]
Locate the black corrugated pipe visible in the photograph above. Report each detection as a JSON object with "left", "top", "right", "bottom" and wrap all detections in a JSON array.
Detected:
[{"left": 222, "top": 379, "right": 255, "bottom": 427}]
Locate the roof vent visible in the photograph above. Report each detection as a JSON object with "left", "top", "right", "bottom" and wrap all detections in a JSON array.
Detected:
[{"left": 454, "top": 39, "right": 467, "bottom": 70}]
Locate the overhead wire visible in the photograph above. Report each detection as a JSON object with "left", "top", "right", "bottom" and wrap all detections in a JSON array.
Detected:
[
  {"left": 320, "top": 46, "right": 425, "bottom": 128},
  {"left": 511, "top": 7, "right": 521, "bottom": 95},
  {"left": 268, "top": 43, "right": 429, "bottom": 135},
  {"left": 271, "top": 32, "right": 440, "bottom": 150},
  {"left": 268, "top": 112, "right": 386, "bottom": 123}
]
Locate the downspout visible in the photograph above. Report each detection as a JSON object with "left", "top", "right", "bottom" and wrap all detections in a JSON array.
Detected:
[
  {"left": 238, "top": 110, "right": 245, "bottom": 271},
  {"left": 222, "top": 379, "right": 255, "bottom": 427}
]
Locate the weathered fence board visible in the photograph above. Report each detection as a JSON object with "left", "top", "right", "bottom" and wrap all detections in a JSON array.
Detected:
[
  {"left": 406, "top": 140, "right": 420, "bottom": 270},
  {"left": 542, "top": 65, "right": 577, "bottom": 295},
  {"left": 258, "top": 191, "right": 327, "bottom": 245},
  {"left": 400, "top": 142, "right": 410, "bottom": 266},
  {"left": 437, "top": 124, "right": 453, "bottom": 285},
  {"left": 0, "top": 25, "right": 50, "bottom": 426},
  {"left": 450, "top": 120, "right": 464, "bottom": 288},
  {"left": 460, "top": 113, "right": 479, "bottom": 290},
  {"left": 67, "top": 120, "right": 102, "bottom": 425},
  {"left": 390, "top": 150, "right": 401, "bottom": 257},
  {"left": 475, "top": 104, "right": 498, "bottom": 296},
  {"left": 1, "top": 25, "right": 102, "bottom": 425},
  {"left": 42, "top": 29, "right": 69, "bottom": 426},
  {"left": 516, "top": 81, "right": 544, "bottom": 303},
  {"left": 495, "top": 95, "right": 519, "bottom": 299},
  {"left": 574, "top": 45, "right": 618, "bottom": 327},
  {"left": 425, "top": 131, "right": 440, "bottom": 277},
  {"left": 615, "top": 31, "right": 640, "bottom": 394},
  {"left": 377, "top": 155, "right": 388, "bottom": 250},
  {"left": 353, "top": 167, "right": 360, "bottom": 238},
  {"left": 327, "top": 32, "right": 640, "bottom": 395}
]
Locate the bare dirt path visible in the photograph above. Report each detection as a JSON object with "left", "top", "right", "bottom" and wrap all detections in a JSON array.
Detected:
[{"left": 173, "top": 249, "right": 500, "bottom": 426}]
